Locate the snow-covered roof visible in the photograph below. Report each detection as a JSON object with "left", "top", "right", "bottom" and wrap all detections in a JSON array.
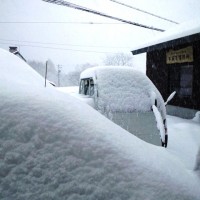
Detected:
[
  {"left": 1, "top": 49, "right": 200, "bottom": 199},
  {"left": 0, "top": 48, "right": 48, "bottom": 87},
  {"left": 131, "top": 19, "right": 200, "bottom": 55}
]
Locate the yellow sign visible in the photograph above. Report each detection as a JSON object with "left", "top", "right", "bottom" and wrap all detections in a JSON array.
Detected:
[{"left": 166, "top": 46, "right": 193, "bottom": 64}]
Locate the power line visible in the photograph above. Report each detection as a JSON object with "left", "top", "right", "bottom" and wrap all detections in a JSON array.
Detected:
[
  {"left": 108, "top": 0, "right": 179, "bottom": 24},
  {"left": 42, "top": 0, "right": 165, "bottom": 32},
  {"left": 0, "top": 38, "right": 131, "bottom": 49},
  {"left": 0, "top": 21, "right": 125, "bottom": 24},
  {"left": 0, "top": 41, "right": 126, "bottom": 54}
]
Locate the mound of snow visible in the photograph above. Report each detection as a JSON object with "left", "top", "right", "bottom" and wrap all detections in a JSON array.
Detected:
[
  {"left": 0, "top": 49, "right": 200, "bottom": 200},
  {"left": 193, "top": 111, "right": 200, "bottom": 123}
]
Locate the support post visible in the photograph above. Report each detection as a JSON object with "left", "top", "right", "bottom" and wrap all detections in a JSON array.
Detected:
[
  {"left": 45, "top": 60, "right": 48, "bottom": 87},
  {"left": 57, "top": 64, "right": 62, "bottom": 87}
]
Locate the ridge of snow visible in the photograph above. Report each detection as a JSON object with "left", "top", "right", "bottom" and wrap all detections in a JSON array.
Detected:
[{"left": 1, "top": 49, "right": 200, "bottom": 199}]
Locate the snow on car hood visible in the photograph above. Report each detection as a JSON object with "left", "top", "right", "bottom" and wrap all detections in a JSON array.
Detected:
[{"left": 0, "top": 49, "right": 200, "bottom": 200}]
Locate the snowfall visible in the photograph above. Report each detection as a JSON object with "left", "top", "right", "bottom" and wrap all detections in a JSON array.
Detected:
[{"left": 0, "top": 48, "right": 200, "bottom": 200}]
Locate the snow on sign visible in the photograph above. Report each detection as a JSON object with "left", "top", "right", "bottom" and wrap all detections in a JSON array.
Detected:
[{"left": 79, "top": 66, "right": 168, "bottom": 147}]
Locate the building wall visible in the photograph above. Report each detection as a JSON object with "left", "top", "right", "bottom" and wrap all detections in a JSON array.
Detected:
[
  {"left": 193, "top": 40, "right": 200, "bottom": 110},
  {"left": 146, "top": 41, "right": 200, "bottom": 111},
  {"left": 146, "top": 49, "right": 168, "bottom": 101}
]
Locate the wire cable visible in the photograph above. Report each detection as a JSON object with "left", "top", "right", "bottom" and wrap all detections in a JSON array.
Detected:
[
  {"left": 42, "top": 0, "right": 165, "bottom": 32},
  {"left": 0, "top": 41, "right": 127, "bottom": 54},
  {"left": 108, "top": 0, "right": 179, "bottom": 24},
  {"left": 0, "top": 21, "right": 125, "bottom": 24},
  {"left": 0, "top": 38, "right": 131, "bottom": 49}
]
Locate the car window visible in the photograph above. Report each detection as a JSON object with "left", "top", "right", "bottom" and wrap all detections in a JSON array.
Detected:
[{"left": 79, "top": 78, "right": 94, "bottom": 96}]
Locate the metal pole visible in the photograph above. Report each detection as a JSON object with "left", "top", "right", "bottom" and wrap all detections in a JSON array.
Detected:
[
  {"left": 45, "top": 60, "right": 48, "bottom": 87},
  {"left": 57, "top": 64, "right": 62, "bottom": 87}
]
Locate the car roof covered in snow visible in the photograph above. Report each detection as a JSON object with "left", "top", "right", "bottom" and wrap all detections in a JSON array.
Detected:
[{"left": 81, "top": 66, "right": 166, "bottom": 115}]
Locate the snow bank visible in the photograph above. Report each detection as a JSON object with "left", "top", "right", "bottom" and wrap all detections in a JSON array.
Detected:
[
  {"left": 193, "top": 111, "right": 200, "bottom": 123},
  {"left": 1, "top": 49, "right": 200, "bottom": 200},
  {"left": 194, "top": 148, "right": 200, "bottom": 173},
  {"left": 167, "top": 115, "right": 200, "bottom": 170},
  {"left": 57, "top": 86, "right": 79, "bottom": 94},
  {"left": 57, "top": 86, "right": 95, "bottom": 107}
]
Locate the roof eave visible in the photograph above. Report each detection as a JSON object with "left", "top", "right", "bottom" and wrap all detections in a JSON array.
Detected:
[{"left": 131, "top": 32, "right": 200, "bottom": 55}]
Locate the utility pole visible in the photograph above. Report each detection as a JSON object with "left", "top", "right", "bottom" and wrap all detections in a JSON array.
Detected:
[
  {"left": 57, "top": 64, "right": 62, "bottom": 87},
  {"left": 45, "top": 60, "right": 48, "bottom": 87}
]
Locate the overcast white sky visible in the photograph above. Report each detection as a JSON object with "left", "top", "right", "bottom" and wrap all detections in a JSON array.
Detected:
[{"left": 1, "top": 0, "right": 200, "bottom": 73}]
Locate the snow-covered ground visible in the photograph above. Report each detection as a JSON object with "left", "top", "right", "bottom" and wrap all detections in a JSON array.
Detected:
[
  {"left": 167, "top": 115, "right": 200, "bottom": 171},
  {"left": 0, "top": 49, "right": 200, "bottom": 200}
]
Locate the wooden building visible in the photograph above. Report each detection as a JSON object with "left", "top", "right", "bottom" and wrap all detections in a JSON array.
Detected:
[{"left": 131, "top": 21, "right": 200, "bottom": 118}]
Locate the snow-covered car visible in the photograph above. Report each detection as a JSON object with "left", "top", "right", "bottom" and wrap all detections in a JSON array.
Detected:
[
  {"left": 1, "top": 49, "right": 200, "bottom": 200},
  {"left": 79, "top": 66, "right": 168, "bottom": 147}
]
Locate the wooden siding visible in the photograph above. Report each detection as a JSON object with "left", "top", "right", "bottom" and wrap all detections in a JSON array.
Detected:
[{"left": 146, "top": 42, "right": 200, "bottom": 110}]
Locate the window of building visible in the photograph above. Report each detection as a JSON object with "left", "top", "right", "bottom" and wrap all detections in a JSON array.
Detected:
[{"left": 169, "top": 65, "right": 193, "bottom": 97}]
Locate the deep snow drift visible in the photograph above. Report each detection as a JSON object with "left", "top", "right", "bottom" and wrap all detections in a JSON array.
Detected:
[
  {"left": 167, "top": 115, "right": 200, "bottom": 171},
  {"left": 0, "top": 49, "right": 200, "bottom": 200}
]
